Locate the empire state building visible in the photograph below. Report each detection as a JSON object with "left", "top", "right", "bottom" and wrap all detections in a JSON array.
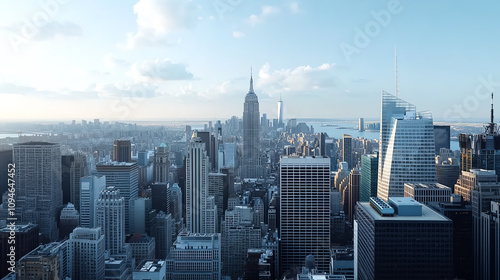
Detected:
[{"left": 242, "top": 73, "right": 262, "bottom": 179}]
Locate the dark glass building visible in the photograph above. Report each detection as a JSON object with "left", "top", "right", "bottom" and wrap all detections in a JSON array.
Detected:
[
  {"left": 434, "top": 125, "right": 451, "bottom": 154},
  {"left": 356, "top": 197, "right": 453, "bottom": 280},
  {"left": 360, "top": 153, "right": 378, "bottom": 202}
]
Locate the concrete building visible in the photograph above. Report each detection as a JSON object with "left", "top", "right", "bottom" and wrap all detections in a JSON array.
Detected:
[
  {"left": 165, "top": 231, "right": 221, "bottom": 280},
  {"left": 355, "top": 197, "right": 452, "bottom": 280},
  {"left": 68, "top": 227, "right": 105, "bottom": 280},
  {"left": 154, "top": 143, "right": 169, "bottom": 184},
  {"left": 133, "top": 260, "right": 166, "bottom": 280},
  {"left": 280, "top": 156, "right": 331, "bottom": 274},
  {"left": 242, "top": 73, "right": 262, "bottom": 179},
  {"left": 0, "top": 223, "right": 39, "bottom": 278},
  {"left": 59, "top": 203, "right": 79, "bottom": 239},
  {"left": 186, "top": 132, "right": 217, "bottom": 234},
  {"left": 113, "top": 140, "right": 132, "bottom": 163},
  {"left": 13, "top": 142, "right": 62, "bottom": 242},
  {"left": 428, "top": 195, "right": 473, "bottom": 280},
  {"left": 16, "top": 241, "right": 67, "bottom": 280},
  {"left": 125, "top": 234, "right": 156, "bottom": 266},
  {"left": 96, "top": 162, "right": 139, "bottom": 233},
  {"left": 97, "top": 186, "right": 125, "bottom": 255},
  {"left": 79, "top": 175, "right": 106, "bottom": 228},
  {"left": 403, "top": 182, "right": 452, "bottom": 205}
]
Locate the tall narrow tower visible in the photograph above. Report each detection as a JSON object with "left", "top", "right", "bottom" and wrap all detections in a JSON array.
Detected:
[
  {"left": 278, "top": 95, "right": 284, "bottom": 128},
  {"left": 186, "top": 131, "right": 217, "bottom": 234},
  {"left": 242, "top": 72, "right": 261, "bottom": 179}
]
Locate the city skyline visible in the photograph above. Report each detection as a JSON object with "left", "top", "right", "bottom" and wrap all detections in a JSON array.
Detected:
[{"left": 1, "top": 1, "right": 500, "bottom": 121}]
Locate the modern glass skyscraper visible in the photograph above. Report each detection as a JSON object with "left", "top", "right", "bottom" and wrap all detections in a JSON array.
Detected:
[
  {"left": 242, "top": 73, "right": 261, "bottom": 179},
  {"left": 186, "top": 131, "right": 217, "bottom": 234},
  {"left": 14, "top": 142, "right": 62, "bottom": 242},
  {"left": 377, "top": 92, "right": 437, "bottom": 201},
  {"left": 279, "top": 156, "right": 330, "bottom": 274},
  {"left": 360, "top": 153, "right": 378, "bottom": 202}
]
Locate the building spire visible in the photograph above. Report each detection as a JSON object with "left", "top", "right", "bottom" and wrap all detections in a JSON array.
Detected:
[
  {"left": 249, "top": 67, "right": 254, "bottom": 93},
  {"left": 395, "top": 46, "right": 399, "bottom": 98}
]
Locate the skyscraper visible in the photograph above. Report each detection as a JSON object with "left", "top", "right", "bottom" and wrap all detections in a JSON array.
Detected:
[
  {"left": 186, "top": 131, "right": 217, "bottom": 234},
  {"left": 278, "top": 96, "right": 284, "bottom": 128},
  {"left": 459, "top": 93, "right": 500, "bottom": 177},
  {"left": 113, "top": 139, "right": 132, "bottom": 162},
  {"left": 154, "top": 143, "right": 169, "bottom": 183},
  {"left": 70, "top": 152, "right": 88, "bottom": 211},
  {"left": 280, "top": 156, "right": 330, "bottom": 274},
  {"left": 358, "top": 117, "right": 364, "bottom": 132},
  {"left": 96, "top": 162, "right": 139, "bottom": 233},
  {"left": 59, "top": 203, "right": 79, "bottom": 239},
  {"left": 242, "top": 73, "right": 262, "bottom": 179},
  {"left": 96, "top": 186, "right": 125, "bottom": 255},
  {"left": 165, "top": 231, "right": 221, "bottom": 280},
  {"left": 434, "top": 125, "right": 450, "bottom": 154},
  {"left": 68, "top": 227, "right": 105, "bottom": 280},
  {"left": 355, "top": 197, "right": 453, "bottom": 280},
  {"left": 377, "top": 92, "right": 437, "bottom": 201},
  {"left": 360, "top": 153, "right": 378, "bottom": 202},
  {"left": 342, "top": 134, "right": 353, "bottom": 169},
  {"left": 347, "top": 168, "right": 360, "bottom": 223},
  {"left": 79, "top": 175, "right": 106, "bottom": 228},
  {"left": 14, "top": 142, "right": 62, "bottom": 242}
]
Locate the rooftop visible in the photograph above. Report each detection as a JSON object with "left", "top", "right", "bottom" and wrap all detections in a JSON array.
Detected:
[
  {"left": 0, "top": 223, "right": 37, "bottom": 233},
  {"left": 96, "top": 161, "right": 137, "bottom": 167},
  {"left": 404, "top": 182, "right": 451, "bottom": 190},
  {"left": 359, "top": 200, "right": 450, "bottom": 222},
  {"left": 135, "top": 260, "right": 165, "bottom": 273}
]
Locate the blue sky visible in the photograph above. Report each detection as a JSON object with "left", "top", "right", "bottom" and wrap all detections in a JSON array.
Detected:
[{"left": 1, "top": 0, "right": 500, "bottom": 122}]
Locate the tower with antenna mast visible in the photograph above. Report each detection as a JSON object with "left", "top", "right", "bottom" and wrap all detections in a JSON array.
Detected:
[
  {"left": 484, "top": 92, "right": 498, "bottom": 135},
  {"left": 395, "top": 47, "right": 399, "bottom": 97}
]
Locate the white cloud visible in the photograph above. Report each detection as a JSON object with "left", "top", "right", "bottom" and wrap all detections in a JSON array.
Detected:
[
  {"left": 289, "top": 2, "right": 303, "bottom": 14},
  {"left": 96, "top": 83, "right": 159, "bottom": 99},
  {"left": 233, "top": 31, "right": 245, "bottom": 38},
  {"left": 129, "top": 59, "right": 194, "bottom": 82},
  {"left": 4, "top": 20, "right": 82, "bottom": 42},
  {"left": 125, "top": 0, "right": 200, "bottom": 49},
  {"left": 248, "top": 5, "right": 280, "bottom": 25},
  {"left": 104, "top": 55, "right": 130, "bottom": 69},
  {"left": 257, "top": 62, "right": 337, "bottom": 93}
]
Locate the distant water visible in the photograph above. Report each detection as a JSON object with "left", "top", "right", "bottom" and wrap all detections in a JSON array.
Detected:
[
  {"left": 311, "top": 122, "right": 460, "bottom": 151},
  {"left": 0, "top": 133, "right": 19, "bottom": 139}
]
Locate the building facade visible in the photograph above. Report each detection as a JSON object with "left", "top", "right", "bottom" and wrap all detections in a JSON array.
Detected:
[{"left": 280, "top": 156, "right": 331, "bottom": 274}]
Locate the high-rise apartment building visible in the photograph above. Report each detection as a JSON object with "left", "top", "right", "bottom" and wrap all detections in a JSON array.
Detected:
[
  {"left": 14, "top": 142, "right": 62, "bottom": 242},
  {"left": 242, "top": 73, "right": 262, "bottom": 179},
  {"left": 377, "top": 92, "right": 437, "bottom": 201},
  {"left": 280, "top": 156, "right": 330, "bottom": 274}
]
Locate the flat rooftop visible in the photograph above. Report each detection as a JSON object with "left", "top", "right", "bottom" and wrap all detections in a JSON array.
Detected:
[
  {"left": 0, "top": 223, "right": 37, "bottom": 233},
  {"left": 405, "top": 183, "right": 451, "bottom": 190},
  {"left": 135, "top": 260, "right": 165, "bottom": 273},
  {"left": 97, "top": 161, "right": 137, "bottom": 166},
  {"left": 359, "top": 201, "right": 450, "bottom": 222}
]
